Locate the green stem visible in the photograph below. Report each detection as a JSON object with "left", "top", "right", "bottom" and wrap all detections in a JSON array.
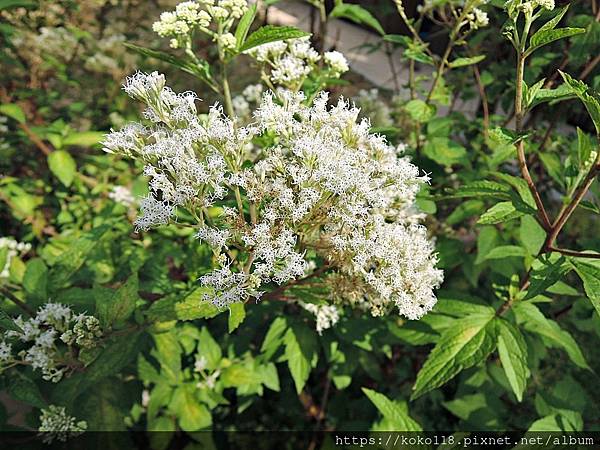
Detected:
[{"left": 222, "top": 63, "right": 235, "bottom": 118}]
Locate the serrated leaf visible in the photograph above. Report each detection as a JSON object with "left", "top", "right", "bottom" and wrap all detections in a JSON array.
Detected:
[
  {"left": 411, "top": 312, "right": 497, "bottom": 399},
  {"left": 569, "top": 258, "right": 600, "bottom": 318},
  {"left": 520, "top": 215, "right": 546, "bottom": 255},
  {"left": 63, "top": 131, "right": 105, "bottom": 147},
  {"left": 405, "top": 99, "right": 436, "bottom": 122},
  {"left": 483, "top": 245, "right": 526, "bottom": 260},
  {"left": 198, "top": 327, "right": 222, "bottom": 371},
  {"left": 363, "top": 388, "right": 422, "bottom": 431},
  {"left": 497, "top": 318, "right": 530, "bottom": 402},
  {"left": 0, "top": 103, "right": 25, "bottom": 123},
  {"left": 96, "top": 274, "right": 139, "bottom": 327},
  {"left": 124, "top": 43, "right": 213, "bottom": 84},
  {"left": 560, "top": 71, "right": 600, "bottom": 134},
  {"left": 48, "top": 225, "right": 111, "bottom": 290},
  {"left": 8, "top": 373, "right": 47, "bottom": 408},
  {"left": 478, "top": 201, "right": 524, "bottom": 225},
  {"left": 524, "top": 254, "right": 571, "bottom": 300},
  {"left": 240, "top": 25, "right": 310, "bottom": 52},
  {"left": 47, "top": 150, "right": 77, "bottom": 187},
  {"left": 423, "top": 137, "right": 467, "bottom": 167},
  {"left": 529, "top": 28, "right": 586, "bottom": 53},
  {"left": 260, "top": 317, "right": 287, "bottom": 360},
  {"left": 330, "top": 4, "right": 384, "bottom": 35},
  {"left": 284, "top": 322, "right": 318, "bottom": 394},
  {"left": 169, "top": 384, "right": 212, "bottom": 431},
  {"left": 448, "top": 55, "right": 485, "bottom": 68},
  {"left": 514, "top": 302, "right": 589, "bottom": 370},
  {"left": 228, "top": 303, "right": 246, "bottom": 333},
  {"left": 22, "top": 257, "right": 48, "bottom": 300},
  {"left": 0, "top": 309, "right": 22, "bottom": 332},
  {"left": 444, "top": 181, "right": 512, "bottom": 200},
  {"left": 235, "top": 3, "right": 257, "bottom": 49}
]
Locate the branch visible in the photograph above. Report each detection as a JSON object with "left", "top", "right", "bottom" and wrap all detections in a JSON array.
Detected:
[
  {"left": 547, "top": 246, "right": 600, "bottom": 259},
  {"left": 0, "top": 286, "right": 35, "bottom": 317}
]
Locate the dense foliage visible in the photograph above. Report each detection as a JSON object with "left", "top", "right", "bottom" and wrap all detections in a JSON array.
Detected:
[{"left": 1, "top": 0, "right": 600, "bottom": 445}]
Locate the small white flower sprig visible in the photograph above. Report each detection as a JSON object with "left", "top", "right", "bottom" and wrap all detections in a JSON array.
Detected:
[
  {"left": 247, "top": 37, "right": 349, "bottom": 92},
  {"left": 38, "top": 405, "right": 87, "bottom": 444},
  {"left": 0, "top": 303, "right": 103, "bottom": 382},
  {"left": 103, "top": 71, "right": 443, "bottom": 320},
  {"left": 153, "top": 0, "right": 249, "bottom": 51}
]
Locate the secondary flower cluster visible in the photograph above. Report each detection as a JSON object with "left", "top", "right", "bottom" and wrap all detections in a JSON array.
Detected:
[
  {"left": 247, "top": 37, "right": 349, "bottom": 91},
  {"left": 104, "top": 72, "right": 443, "bottom": 319},
  {"left": 0, "top": 237, "right": 31, "bottom": 278},
  {"left": 153, "top": 0, "right": 248, "bottom": 49},
  {"left": 38, "top": 405, "right": 87, "bottom": 444},
  {"left": 1, "top": 303, "right": 103, "bottom": 382},
  {"left": 301, "top": 302, "right": 340, "bottom": 335}
]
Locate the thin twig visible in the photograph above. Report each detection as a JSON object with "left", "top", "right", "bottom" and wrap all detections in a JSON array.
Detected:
[{"left": 0, "top": 287, "right": 35, "bottom": 317}]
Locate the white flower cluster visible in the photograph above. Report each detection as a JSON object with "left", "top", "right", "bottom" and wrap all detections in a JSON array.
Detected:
[
  {"left": 247, "top": 37, "right": 349, "bottom": 90},
  {"left": 0, "top": 237, "right": 31, "bottom": 278},
  {"left": 354, "top": 88, "right": 393, "bottom": 127},
  {"left": 194, "top": 355, "right": 221, "bottom": 388},
  {"left": 109, "top": 185, "right": 136, "bottom": 207},
  {"left": 301, "top": 303, "right": 340, "bottom": 335},
  {"left": 232, "top": 83, "right": 264, "bottom": 119},
  {"left": 467, "top": 7, "right": 489, "bottom": 30},
  {"left": 153, "top": 0, "right": 248, "bottom": 48},
  {"left": 2, "top": 303, "right": 103, "bottom": 382},
  {"left": 38, "top": 405, "right": 87, "bottom": 444},
  {"left": 104, "top": 72, "right": 443, "bottom": 319}
]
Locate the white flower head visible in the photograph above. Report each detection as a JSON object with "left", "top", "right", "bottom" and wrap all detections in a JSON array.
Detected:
[{"left": 38, "top": 405, "right": 87, "bottom": 444}]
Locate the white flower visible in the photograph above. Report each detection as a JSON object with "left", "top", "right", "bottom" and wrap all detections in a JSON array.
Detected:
[
  {"left": 242, "top": 84, "right": 263, "bottom": 103},
  {"left": 0, "top": 237, "right": 31, "bottom": 278},
  {"left": 0, "top": 341, "right": 12, "bottom": 362},
  {"left": 534, "top": 0, "right": 554, "bottom": 10},
  {"left": 302, "top": 303, "right": 340, "bottom": 335},
  {"left": 194, "top": 355, "right": 208, "bottom": 372},
  {"left": 109, "top": 185, "right": 136, "bottom": 207},
  {"left": 217, "top": 32, "right": 236, "bottom": 50},
  {"left": 38, "top": 406, "right": 87, "bottom": 444},
  {"left": 107, "top": 74, "right": 443, "bottom": 318},
  {"left": 324, "top": 51, "right": 349, "bottom": 74}
]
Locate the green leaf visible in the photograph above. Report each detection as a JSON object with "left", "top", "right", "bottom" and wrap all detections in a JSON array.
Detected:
[
  {"left": 497, "top": 318, "right": 530, "bottom": 402},
  {"left": 221, "top": 364, "right": 261, "bottom": 387},
  {"left": 0, "top": 309, "right": 22, "bottom": 332},
  {"left": 146, "top": 288, "right": 221, "bottom": 322},
  {"left": 514, "top": 302, "right": 589, "bottom": 370},
  {"left": 8, "top": 373, "right": 47, "bottom": 408},
  {"left": 52, "top": 332, "right": 143, "bottom": 406},
  {"left": 198, "top": 327, "right": 222, "bottom": 371},
  {"left": 577, "top": 128, "right": 593, "bottom": 169},
  {"left": 22, "top": 257, "right": 48, "bottom": 300},
  {"left": 411, "top": 312, "right": 498, "bottom": 400},
  {"left": 228, "top": 303, "right": 246, "bottom": 333},
  {"left": 284, "top": 322, "right": 318, "bottom": 394},
  {"left": 124, "top": 43, "right": 213, "bottom": 85},
  {"left": 478, "top": 201, "right": 524, "bottom": 225},
  {"left": 153, "top": 330, "right": 182, "bottom": 382},
  {"left": 235, "top": 3, "right": 257, "bottom": 49},
  {"left": 524, "top": 254, "right": 571, "bottom": 300},
  {"left": 0, "top": 103, "right": 25, "bottom": 123},
  {"left": 169, "top": 384, "right": 212, "bottom": 431},
  {"left": 48, "top": 225, "right": 111, "bottom": 290},
  {"left": 569, "top": 258, "right": 600, "bottom": 318},
  {"left": 330, "top": 4, "right": 385, "bottom": 35},
  {"left": 423, "top": 137, "right": 467, "bottom": 167},
  {"left": 527, "top": 411, "right": 583, "bottom": 432},
  {"left": 534, "top": 5, "right": 570, "bottom": 35},
  {"left": 520, "top": 215, "right": 546, "bottom": 255},
  {"left": 47, "top": 150, "right": 77, "bottom": 187},
  {"left": 405, "top": 99, "right": 436, "bottom": 122},
  {"left": 559, "top": 71, "right": 600, "bottom": 134},
  {"left": 240, "top": 25, "right": 310, "bottom": 53},
  {"left": 483, "top": 245, "right": 526, "bottom": 260},
  {"left": 260, "top": 317, "right": 287, "bottom": 360},
  {"left": 96, "top": 274, "right": 139, "bottom": 327},
  {"left": 362, "top": 388, "right": 422, "bottom": 431},
  {"left": 448, "top": 55, "right": 485, "bottom": 68},
  {"left": 444, "top": 181, "right": 511, "bottom": 200},
  {"left": 63, "top": 131, "right": 105, "bottom": 148},
  {"left": 0, "top": 0, "right": 36, "bottom": 9},
  {"left": 529, "top": 28, "right": 586, "bottom": 54}
]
